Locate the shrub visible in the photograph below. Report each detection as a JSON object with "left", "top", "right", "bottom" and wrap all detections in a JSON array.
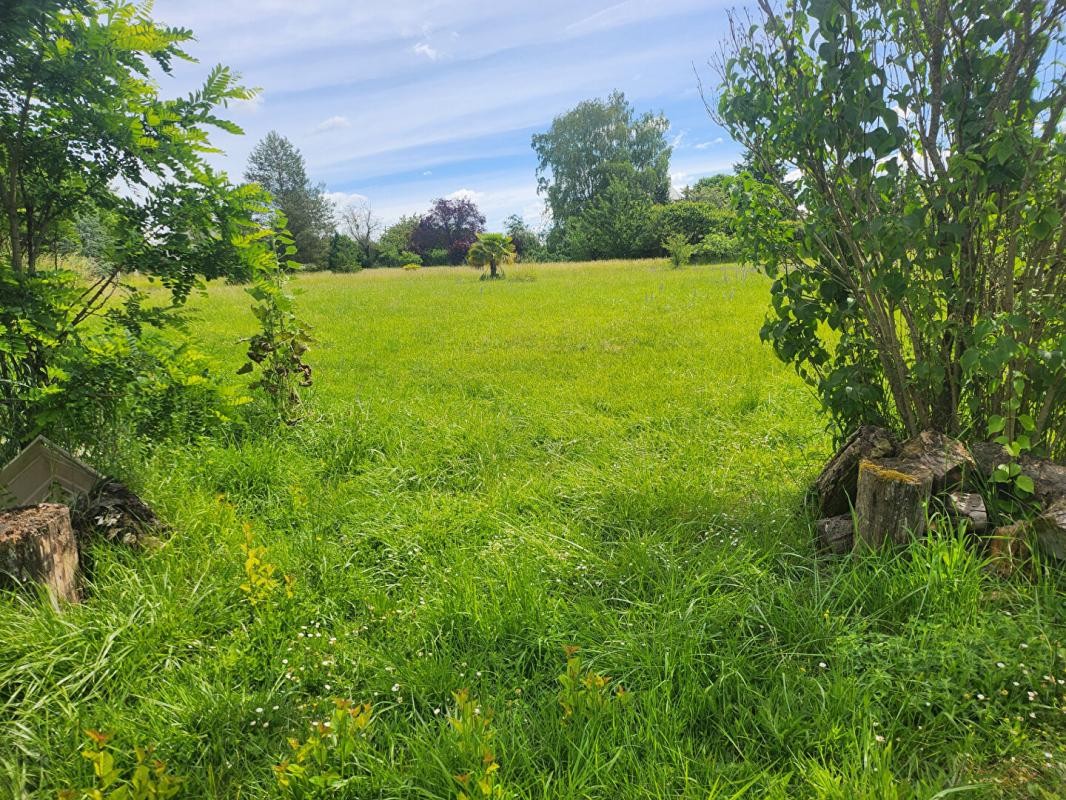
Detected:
[
  {"left": 692, "top": 233, "right": 739, "bottom": 264},
  {"left": 716, "top": 0, "right": 1066, "bottom": 452},
  {"left": 662, "top": 233, "right": 695, "bottom": 268}
]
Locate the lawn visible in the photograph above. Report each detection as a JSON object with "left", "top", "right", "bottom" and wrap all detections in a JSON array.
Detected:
[{"left": 2, "top": 261, "right": 1064, "bottom": 798}]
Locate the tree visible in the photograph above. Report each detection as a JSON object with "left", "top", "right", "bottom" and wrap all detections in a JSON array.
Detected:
[
  {"left": 503, "top": 214, "right": 543, "bottom": 261},
  {"left": 532, "top": 91, "right": 672, "bottom": 226},
  {"left": 682, "top": 175, "right": 735, "bottom": 208},
  {"left": 715, "top": 0, "right": 1066, "bottom": 459},
  {"left": 338, "top": 198, "right": 381, "bottom": 267},
  {"left": 327, "top": 232, "right": 362, "bottom": 272},
  {"left": 467, "top": 233, "right": 516, "bottom": 279},
  {"left": 564, "top": 176, "right": 657, "bottom": 261},
  {"left": 245, "top": 132, "right": 333, "bottom": 268},
  {"left": 411, "top": 196, "right": 486, "bottom": 265},
  {"left": 376, "top": 214, "right": 421, "bottom": 267},
  {"left": 0, "top": 0, "right": 267, "bottom": 456}
]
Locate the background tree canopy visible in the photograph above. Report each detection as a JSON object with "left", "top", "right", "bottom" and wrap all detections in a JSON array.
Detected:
[
  {"left": 717, "top": 0, "right": 1066, "bottom": 459},
  {"left": 532, "top": 91, "right": 672, "bottom": 229},
  {"left": 245, "top": 132, "right": 334, "bottom": 268}
]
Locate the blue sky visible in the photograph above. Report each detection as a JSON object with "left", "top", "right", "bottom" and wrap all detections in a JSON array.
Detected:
[{"left": 154, "top": 0, "right": 741, "bottom": 229}]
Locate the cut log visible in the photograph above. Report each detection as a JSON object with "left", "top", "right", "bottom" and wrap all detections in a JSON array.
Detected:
[
  {"left": 970, "top": 443, "right": 1066, "bottom": 504},
  {"left": 897, "top": 431, "right": 975, "bottom": 494},
  {"left": 0, "top": 504, "right": 80, "bottom": 604},
  {"left": 970, "top": 441, "right": 1010, "bottom": 480},
  {"left": 813, "top": 426, "right": 897, "bottom": 517},
  {"left": 854, "top": 458, "right": 933, "bottom": 549},
  {"left": 986, "top": 522, "right": 1031, "bottom": 578},
  {"left": 816, "top": 515, "right": 854, "bottom": 555},
  {"left": 948, "top": 492, "right": 989, "bottom": 534},
  {"left": 1033, "top": 499, "right": 1066, "bottom": 561}
]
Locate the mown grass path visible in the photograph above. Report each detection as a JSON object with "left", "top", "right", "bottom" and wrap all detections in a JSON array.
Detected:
[{"left": 2, "top": 262, "right": 1064, "bottom": 798}]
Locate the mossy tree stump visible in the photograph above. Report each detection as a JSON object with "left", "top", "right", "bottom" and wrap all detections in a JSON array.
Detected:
[
  {"left": 0, "top": 504, "right": 80, "bottom": 604},
  {"left": 854, "top": 459, "right": 933, "bottom": 550}
]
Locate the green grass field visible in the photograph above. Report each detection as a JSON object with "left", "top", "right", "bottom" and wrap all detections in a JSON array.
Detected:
[{"left": 2, "top": 261, "right": 1065, "bottom": 798}]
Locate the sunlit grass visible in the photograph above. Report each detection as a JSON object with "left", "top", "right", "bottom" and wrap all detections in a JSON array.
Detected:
[{"left": 1, "top": 261, "right": 1064, "bottom": 798}]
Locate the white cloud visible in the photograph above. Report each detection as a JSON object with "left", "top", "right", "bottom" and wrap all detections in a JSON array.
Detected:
[
  {"left": 313, "top": 115, "right": 351, "bottom": 134},
  {"left": 422, "top": 170, "right": 433, "bottom": 176},
  {"left": 670, "top": 131, "right": 686, "bottom": 148},
  {"left": 446, "top": 188, "right": 483, "bottom": 203},
  {"left": 694, "top": 137, "right": 724, "bottom": 149},
  {"left": 325, "top": 191, "right": 369, "bottom": 208},
  {"left": 413, "top": 42, "right": 439, "bottom": 60}
]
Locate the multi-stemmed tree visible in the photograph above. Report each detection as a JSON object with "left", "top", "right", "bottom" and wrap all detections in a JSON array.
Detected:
[{"left": 715, "top": 0, "right": 1066, "bottom": 462}]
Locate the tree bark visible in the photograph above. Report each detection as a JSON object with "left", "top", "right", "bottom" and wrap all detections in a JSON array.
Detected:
[
  {"left": 854, "top": 458, "right": 933, "bottom": 549},
  {"left": 0, "top": 504, "right": 80, "bottom": 604},
  {"left": 813, "top": 425, "right": 897, "bottom": 517}
]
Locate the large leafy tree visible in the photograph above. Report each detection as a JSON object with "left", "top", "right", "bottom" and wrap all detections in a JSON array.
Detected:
[
  {"left": 411, "top": 196, "right": 486, "bottom": 265},
  {"left": 532, "top": 91, "right": 672, "bottom": 227},
  {"left": 245, "top": 132, "right": 334, "bottom": 268},
  {"left": 0, "top": 0, "right": 266, "bottom": 455},
  {"left": 716, "top": 0, "right": 1066, "bottom": 458}
]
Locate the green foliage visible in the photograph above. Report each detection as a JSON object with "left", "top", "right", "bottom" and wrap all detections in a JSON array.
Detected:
[
  {"left": 662, "top": 233, "right": 695, "bottom": 268},
  {"left": 532, "top": 91, "right": 671, "bottom": 239},
  {"left": 274, "top": 699, "right": 374, "bottom": 797},
  {"left": 556, "top": 646, "right": 631, "bottom": 723},
  {"left": 60, "top": 730, "right": 182, "bottom": 800},
  {"left": 653, "top": 200, "right": 735, "bottom": 244},
  {"left": 502, "top": 215, "right": 543, "bottom": 261},
  {"left": 447, "top": 690, "right": 507, "bottom": 800},
  {"left": 692, "top": 232, "right": 740, "bottom": 264},
  {"left": 682, "top": 174, "right": 735, "bottom": 207},
  {"left": 716, "top": 0, "right": 1066, "bottom": 453},
  {"left": 0, "top": 0, "right": 269, "bottom": 461},
  {"left": 467, "top": 233, "right": 516, "bottom": 279},
  {"left": 237, "top": 216, "right": 313, "bottom": 422},
  {"left": 326, "top": 233, "right": 362, "bottom": 273},
  {"left": 563, "top": 176, "right": 657, "bottom": 260},
  {"left": 375, "top": 215, "right": 422, "bottom": 267},
  {"left": 244, "top": 132, "right": 334, "bottom": 269}
]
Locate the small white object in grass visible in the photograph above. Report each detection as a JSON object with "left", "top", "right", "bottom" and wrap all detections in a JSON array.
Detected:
[{"left": 392, "top": 684, "right": 400, "bottom": 692}]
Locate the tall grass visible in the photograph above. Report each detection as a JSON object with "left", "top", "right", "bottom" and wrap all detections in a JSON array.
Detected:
[{"left": 1, "top": 261, "right": 1063, "bottom": 798}]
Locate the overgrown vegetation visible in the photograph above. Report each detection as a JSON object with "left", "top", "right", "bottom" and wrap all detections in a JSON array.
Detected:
[{"left": 3, "top": 263, "right": 1064, "bottom": 798}]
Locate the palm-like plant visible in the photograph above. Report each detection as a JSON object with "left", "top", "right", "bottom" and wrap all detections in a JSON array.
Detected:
[{"left": 466, "top": 233, "right": 516, "bottom": 279}]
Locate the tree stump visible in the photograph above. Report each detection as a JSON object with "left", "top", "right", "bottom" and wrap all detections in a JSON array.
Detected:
[
  {"left": 1033, "top": 499, "right": 1066, "bottom": 561},
  {"left": 854, "top": 458, "right": 933, "bottom": 549},
  {"left": 0, "top": 504, "right": 80, "bottom": 604},
  {"left": 897, "top": 431, "right": 975, "bottom": 494},
  {"left": 816, "top": 515, "right": 854, "bottom": 555},
  {"left": 813, "top": 426, "right": 897, "bottom": 517}
]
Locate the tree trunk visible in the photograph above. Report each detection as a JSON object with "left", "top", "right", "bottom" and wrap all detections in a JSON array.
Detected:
[
  {"left": 896, "top": 430, "right": 975, "bottom": 494},
  {"left": 489, "top": 260, "right": 498, "bottom": 278},
  {"left": 854, "top": 458, "right": 933, "bottom": 549},
  {"left": 0, "top": 504, "right": 80, "bottom": 604}
]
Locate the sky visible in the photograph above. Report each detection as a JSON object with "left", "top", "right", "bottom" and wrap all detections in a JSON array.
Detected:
[{"left": 152, "top": 0, "right": 741, "bottom": 230}]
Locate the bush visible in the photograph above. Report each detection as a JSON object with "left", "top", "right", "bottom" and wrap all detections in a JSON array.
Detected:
[
  {"left": 662, "top": 233, "right": 695, "bottom": 268},
  {"left": 692, "top": 233, "right": 739, "bottom": 264},
  {"left": 716, "top": 0, "right": 1066, "bottom": 453}
]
